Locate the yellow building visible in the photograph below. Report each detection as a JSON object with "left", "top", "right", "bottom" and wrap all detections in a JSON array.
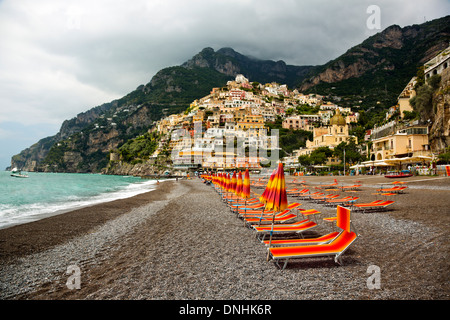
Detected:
[
  {"left": 192, "top": 110, "right": 205, "bottom": 123},
  {"left": 371, "top": 125, "right": 431, "bottom": 161},
  {"left": 236, "top": 114, "right": 266, "bottom": 132},
  {"left": 397, "top": 77, "right": 417, "bottom": 118},
  {"left": 306, "top": 109, "right": 357, "bottom": 149}
]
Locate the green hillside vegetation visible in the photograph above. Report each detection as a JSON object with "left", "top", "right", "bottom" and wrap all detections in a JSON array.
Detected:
[
  {"left": 266, "top": 116, "right": 313, "bottom": 158},
  {"left": 302, "top": 16, "right": 450, "bottom": 112},
  {"left": 119, "top": 66, "right": 232, "bottom": 109},
  {"left": 118, "top": 131, "right": 160, "bottom": 164}
]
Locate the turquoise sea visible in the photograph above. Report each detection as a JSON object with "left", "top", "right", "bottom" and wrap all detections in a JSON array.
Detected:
[{"left": 0, "top": 171, "right": 159, "bottom": 229}]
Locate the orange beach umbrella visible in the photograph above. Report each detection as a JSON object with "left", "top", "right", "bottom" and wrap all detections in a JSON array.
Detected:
[
  {"left": 235, "top": 171, "right": 243, "bottom": 197},
  {"left": 230, "top": 171, "right": 237, "bottom": 193},
  {"left": 264, "top": 163, "right": 288, "bottom": 213},
  {"left": 260, "top": 168, "right": 277, "bottom": 204},
  {"left": 264, "top": 163, "right": 288, "bottom": 258},
  {"left": 241, "top": 169, "right": 251, "bottom": 199}
]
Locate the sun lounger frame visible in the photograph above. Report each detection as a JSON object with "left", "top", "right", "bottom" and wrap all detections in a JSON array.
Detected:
[{"left": 270, "top": 232, "right": 358, "bottom": 270}]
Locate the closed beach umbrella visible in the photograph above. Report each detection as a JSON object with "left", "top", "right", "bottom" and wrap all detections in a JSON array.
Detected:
[
  {"left": 240, "top": 169, "right": 252, "bottom": 224},
  {"left": 230, "top": 171, "right": 237, "bottom": 194},
  {"left": 220, "top": 173, "right": 225, "bottom": 190},
  {"left": 256, "top": 167, "right": 277, "bottom": 226},
  {"left": 221, "top": 173, "right": 226, "bottom": 190},
  {"left": 226, "top": 173, "right": 231, "bottom": 192},
  {"left": 265, "top": 163, "right": 288, "bottom": 213},
  {"left": 235, "top": 171, "right": 243, "bottom": 197},
  {"left": 260, "top": 168, "right": 277, "bottom": 204},
  {"left": 264, "top": 163, "right": 288, "bottom": 259},
  {"left": 241, "top": 169, "right": 251, "bottom": 199}
]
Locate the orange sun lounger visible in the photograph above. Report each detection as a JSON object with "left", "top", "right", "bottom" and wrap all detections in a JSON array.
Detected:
[
  {"left": 268, "top": 206, "right": 358, "bottom": 269},
  {"left": 228, "top": 198, "right": 260, "bottom": 208},
  {"left": 311, "top": 194, "right": 340, "bottom": 203},
  {"left": 244, "top": 207, "right": 320, "bottom": 225},
  {"left": 303, "top": 192, "right": 325, "bottom": 200},
  {"left": 323, "top": 196, "right": 359, "bottom": 207},
  {"left": 340, "top": 184, "right": 362, "bottom": 191},
  {"left": 288, "top": 189, "right": 309, "bottom": 197},
  {"left": 319, "top": 179, "right": 338, "bottom": 188},
  {"left": 263, "top": 231, "right": 340, "bottom": 247},
  {"left": 376, "top": 186, "right": 407, "bottom": 194},
  {"left": 243, "top": 211, "right": 298, "bottom": 225},
  {"left": 297, "top": 191, "right": 321, "bottom": 199},
  {"left": 253, "top": 220, "right": 318, "bottom": 242},
  {"left": 237, "top": 202, "right": 301, "bottom": 216},
  {"left": 352, "top": 200, "right": 395, "bottom": 213}
]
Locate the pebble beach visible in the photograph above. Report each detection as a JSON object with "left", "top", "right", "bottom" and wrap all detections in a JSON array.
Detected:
[{"left": 0, "top": 175, "right": 449, "bottom": 301}]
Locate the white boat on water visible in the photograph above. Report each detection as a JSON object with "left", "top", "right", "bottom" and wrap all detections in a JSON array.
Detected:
[{"left": 10, "top": 167, "right": 29, "bottom": 178}]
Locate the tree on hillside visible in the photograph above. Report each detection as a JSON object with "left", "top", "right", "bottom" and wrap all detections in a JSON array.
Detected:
[{"left": 410, "top": 74, "right": 441, "bottom": 122}]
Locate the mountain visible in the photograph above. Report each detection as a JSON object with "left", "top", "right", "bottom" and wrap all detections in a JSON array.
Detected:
[
  {"left": 300, "top": 15, "right": 450, "bottom": 110},
  {"left": 182, "top": 47, "right": 314, "bottom": 87},
  {"left": 9, "top": 47, "right": 314, "bottom": 173},
  {"left": 9, "top": 15, "right": 450, "bottom": 173}
]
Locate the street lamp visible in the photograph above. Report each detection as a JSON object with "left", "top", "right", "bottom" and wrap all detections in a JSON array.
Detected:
[{"left": 343, "top": 148, "right": 346, "bottom": 176}]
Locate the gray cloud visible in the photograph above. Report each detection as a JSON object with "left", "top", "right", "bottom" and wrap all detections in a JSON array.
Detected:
[{"left": 0, "top": 0, "right": 448, "bottom": 169}]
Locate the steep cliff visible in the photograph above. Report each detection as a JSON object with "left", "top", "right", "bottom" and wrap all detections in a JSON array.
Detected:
[
  {"left": 182, "top": 47, "right": 313, "bottom": 87},
  {"left": 429, "top": 68, "right": 450, "bottom": 152},
  {"left": 300, "top": 16, "right": 450, "bottom": 109}
]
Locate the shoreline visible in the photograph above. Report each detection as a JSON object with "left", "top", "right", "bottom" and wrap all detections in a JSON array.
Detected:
[
  {"left": 0, "top": 173, "right": 163, "bottom": 231},
  {"left": 1, "top": 176, "right": 449, "bottom": 300},
  {"left": 0, "top": 180, "right": 173, "bottom": 262}
]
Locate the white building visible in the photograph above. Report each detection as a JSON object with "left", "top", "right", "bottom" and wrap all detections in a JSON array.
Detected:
[{"left": 424, "top": 44, "right": 450, "bottom": 80}]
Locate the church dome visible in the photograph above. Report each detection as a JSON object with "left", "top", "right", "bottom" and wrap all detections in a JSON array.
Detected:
[{"left": 329, "top": 109, "right": 346, "bottom": 126}]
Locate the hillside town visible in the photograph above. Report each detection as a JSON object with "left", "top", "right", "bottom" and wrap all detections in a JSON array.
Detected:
[
  {"left": 113, "top": 44, "right": 449, "bottom": 177},
  {"left": 146, "top": 73, "right": 356, "bottom": 172}
]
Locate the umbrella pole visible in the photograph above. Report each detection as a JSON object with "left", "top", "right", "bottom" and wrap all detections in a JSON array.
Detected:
[
  {"left": 266, "top": 212, "right": 276, "bottom": 261},
  {"left": 258, "top": 208, "right": 266, "bottom": 227},
  {"left": 258, "top": 207, "right": 266, "bottom": 227},
  {"left": 243, "top": 198, "right": 247, "bottom": 226}
]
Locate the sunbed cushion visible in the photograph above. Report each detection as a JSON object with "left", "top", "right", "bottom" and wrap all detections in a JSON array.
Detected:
[{"left": 269, "top": 231, "right": 357, "bottom": 258}]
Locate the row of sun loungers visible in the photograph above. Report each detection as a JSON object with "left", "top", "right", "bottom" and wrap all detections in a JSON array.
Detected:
[
  {"left": 284, "top": 182, "right": 397, "bottom": 213},
  {"left": 265, "top": 206, "right": 358, "bottom": 270},
  {"left": 216, "top": 183, "right": 359, "bottom": 270},
  {"left": 215, "top": 177, "right": 405, "bottom": 270}
]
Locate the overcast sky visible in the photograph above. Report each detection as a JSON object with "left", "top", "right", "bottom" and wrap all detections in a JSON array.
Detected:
[{"left": 1, "top": 0, "right": 449, "bottom": 169}]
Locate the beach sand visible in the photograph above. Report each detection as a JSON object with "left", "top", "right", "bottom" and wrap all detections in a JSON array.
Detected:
[{"left": 0, "top": 175, "right": 449, "bottom": 300}]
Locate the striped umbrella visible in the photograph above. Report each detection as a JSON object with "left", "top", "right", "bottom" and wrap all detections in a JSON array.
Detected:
[
  {"left": 259, "top": 168, "right": 277, "bottom": 204},
  {"left": 230, "top": 171, "right": 237, "bottom": 195},
  {"left": 240, "top": 168, "right": 252, "bottom": 224},
  {"left": 235, "top": 171, "right": 243, "bottom": 197},
  {"left": 241, "top": 169, "right": 251, "bottom": 199},
  {"left": 264, "top": 163, "right": 288, "bottom": 212},
  {"left": 222, "top": 173, "right": 231, "bottom": 201},
  {"left": 219, "top": 173, "right": 225, "bottom": 190},
  {"left": 226, "top": 173, "right": 231, "bottom": 192},
  {"left": 265, "top": 163, "right": 288, "bottom": 258}
]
